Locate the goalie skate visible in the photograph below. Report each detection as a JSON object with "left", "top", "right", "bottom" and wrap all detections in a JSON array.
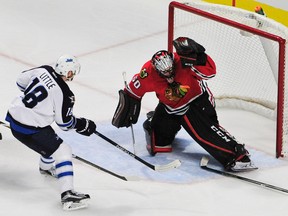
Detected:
[
  {"left": 229, "top": 160, "right": 258, "bottom": 172},
  {"left": 61, "top": 190, "right": 90, "bottom": 211},
  {"left": 226, "top": 147, "right": 258, "bottom": 172}
]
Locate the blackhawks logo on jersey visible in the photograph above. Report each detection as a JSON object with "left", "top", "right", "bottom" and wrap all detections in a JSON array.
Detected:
[
  {"left": 165, "top": 82, "right": 190, "bottom": 101},
  {"left": 139, "top": 68, "right": 148, "bottom": 79}
]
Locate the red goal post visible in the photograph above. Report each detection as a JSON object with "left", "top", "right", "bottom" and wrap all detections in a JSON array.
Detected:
[{"left": 168, "top": 1, "right": 287, "bottom": 157}]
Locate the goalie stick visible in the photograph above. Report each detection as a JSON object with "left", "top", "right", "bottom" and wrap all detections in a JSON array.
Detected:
[
  {"left": 94, "top": 130, "right": 181, "bottom": 171},
  {"left": 122, "top": 71, "right": 136, "bottom": 155},
  {"left": 200, "top": 156, "right": 288, "bottom": 194}
]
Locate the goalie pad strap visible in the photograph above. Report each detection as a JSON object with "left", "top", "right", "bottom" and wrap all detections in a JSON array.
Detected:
[{"left": 112, "top": 90, "right": 141, "bottom": 128}]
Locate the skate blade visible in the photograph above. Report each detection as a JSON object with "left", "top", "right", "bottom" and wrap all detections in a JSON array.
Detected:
[
  {"left": 62, "top": 199, "right": 89, "bottom": 211},
  {"left": 230, "top": 165, "right": 258, "bottom": 172}
]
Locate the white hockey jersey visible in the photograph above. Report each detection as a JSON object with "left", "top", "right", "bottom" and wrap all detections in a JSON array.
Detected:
[{"left": 6, "top": 65, "right": 75, "bottom": 134}]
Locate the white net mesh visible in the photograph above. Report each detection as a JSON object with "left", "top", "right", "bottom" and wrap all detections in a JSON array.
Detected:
[{"left": 169, "top": 1, "right": 288, "bottom": 156}]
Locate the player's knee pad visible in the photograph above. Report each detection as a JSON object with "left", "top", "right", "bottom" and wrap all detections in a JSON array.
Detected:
[{"left": 52, "top": 142, "right": 72, "bottom": 162}]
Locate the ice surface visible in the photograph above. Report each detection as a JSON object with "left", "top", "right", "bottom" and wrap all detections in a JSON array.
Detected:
[{"left": 0, "top": 0, "right": 288, "bottom": 215}]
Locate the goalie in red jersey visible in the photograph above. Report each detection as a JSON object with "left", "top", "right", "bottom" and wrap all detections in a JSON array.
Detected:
[{"left": 112, "top": 37, "right": 257, "bottom": 172}]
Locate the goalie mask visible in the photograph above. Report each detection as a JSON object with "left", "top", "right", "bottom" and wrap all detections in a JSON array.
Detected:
[
  {"left": 151, "top": 50, "right": 175, "bottom": 78},
  {"left": 55, "top": 54, "right": 81, "bottom": 81}
]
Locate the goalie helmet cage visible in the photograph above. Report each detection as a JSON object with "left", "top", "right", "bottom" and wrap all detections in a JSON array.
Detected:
[{"left": 168, "top": 1, "right": 287, "bottom": 158}]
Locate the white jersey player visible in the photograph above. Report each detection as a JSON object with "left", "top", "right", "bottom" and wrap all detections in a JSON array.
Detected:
[{"left": 5, "top": 55, "right": 96, "bottom": 211}]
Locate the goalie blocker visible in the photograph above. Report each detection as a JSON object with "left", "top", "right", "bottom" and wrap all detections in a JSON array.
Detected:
[{"left": 112, "top": 90, "right": 141, "bottom": 128}]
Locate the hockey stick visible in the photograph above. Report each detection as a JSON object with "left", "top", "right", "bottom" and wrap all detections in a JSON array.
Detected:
[
  {"left": 0, "top": 121, "right": 5, "bottom": 140},
  {"left": 0, "top": 120, "right": 9, "bottom": 129},
  {"left": 94, "top": 130, "right": 181, "bottom": 171},
  {"left": 0, "top": 121, "right": 140, "bottom": 181},
  {"left": 200, "top": 156, "right": 288, "bottom": 194},
  {"left": 73, "top": 154, "right": 139, "bottom": 181}
]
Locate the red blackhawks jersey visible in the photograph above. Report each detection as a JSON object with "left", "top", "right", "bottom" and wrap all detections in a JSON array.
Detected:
[{"left": 125, "top": 52, "right": 216, "bottom": 115}]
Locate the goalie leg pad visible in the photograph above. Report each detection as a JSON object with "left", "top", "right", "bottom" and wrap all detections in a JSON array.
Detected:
[
  {"left": 143, "top": 110, "right": 174, "bottom": 156},
  {"left": 181, "top": 92, "right": 253, "bottom": 167},
  {"left": 112, "top": 90, "right": 141, "bottom": 128}
]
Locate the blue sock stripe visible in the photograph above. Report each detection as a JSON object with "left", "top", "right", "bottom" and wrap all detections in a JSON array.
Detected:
[
  {"left": 57, "top": 171, "right": 74, "bottom": 178},
  {"left": 56, "top": 161, "right": 73, "bottom": 169},
  {"left": 40, "top": 157, "right": 55, "bottom": 164}
]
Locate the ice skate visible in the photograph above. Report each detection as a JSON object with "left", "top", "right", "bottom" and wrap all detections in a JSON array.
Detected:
[
  {"left": 39, "top": 166, "right": 57, "bottom": 178},
  {"left": 226, "top": 155, "right": 258, "bottom": 172},
  {"left": 61, "top": 190, "right": 90, "bottom": 211}
]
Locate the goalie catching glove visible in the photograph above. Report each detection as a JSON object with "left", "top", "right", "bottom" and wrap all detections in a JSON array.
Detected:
[
  {"left": 112, "top": 90, "right": 141, "bottom": 128},
  {"left": 173, "top": 37, "right": 207, "bottom": 67},
  {"left": 74, "top": 118, "right": 96, "bottom": 136}
]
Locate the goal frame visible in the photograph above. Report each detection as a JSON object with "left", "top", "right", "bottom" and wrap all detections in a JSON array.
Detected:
[{"left": 168, "top": 1, "right": 286, "bottom": 158}]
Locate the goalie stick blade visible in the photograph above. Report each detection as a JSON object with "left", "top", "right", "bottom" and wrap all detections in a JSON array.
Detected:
[
  {"left": 200, "top": 156, "right": 288, "bottom": 194},
  {"left": 154, "top": 159, "right": 181, "bottom": 171}
]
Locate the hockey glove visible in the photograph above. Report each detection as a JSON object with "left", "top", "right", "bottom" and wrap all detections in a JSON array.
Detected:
[
  {"left": 173, "top": 37, "right": 207, "bottom": 67},
  {"left": 74, "top": 118, "right": 96, "bottom": 136},
  {"left": 112, "top": 90, "right": 141, "bottom": 128}
]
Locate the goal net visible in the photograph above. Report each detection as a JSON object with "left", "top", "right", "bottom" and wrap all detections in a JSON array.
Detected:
[{"left": 168, "top": 1, "right": 288, "bottom": 157}]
